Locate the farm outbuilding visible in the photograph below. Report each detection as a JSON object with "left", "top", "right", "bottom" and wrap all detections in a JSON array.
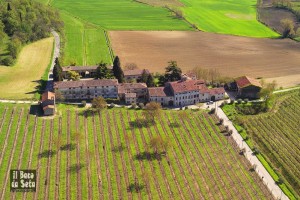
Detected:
[
  {"left": 235, "top": 76, "right": 262, "bottom": 99},
  {"left": 41, "top": 91, "right": 55, "bottom": 116}
]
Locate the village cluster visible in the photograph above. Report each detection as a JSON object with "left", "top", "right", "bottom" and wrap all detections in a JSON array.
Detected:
[{"left": 41, "top": 66, "right": 262, "bottom": 116}]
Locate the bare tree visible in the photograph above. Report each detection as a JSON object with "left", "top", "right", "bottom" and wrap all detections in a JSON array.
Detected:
[
  {"left": 124, "top": 63, "right": 138, "bottom": 70},
  {"left": 143, "top": 102, "right": 162, "bottom": 122},
  {"left": 281, "top": 18, "right": 295, "bottom": 38},
  {"left": 92, "top": 97, "right": 107, "bottom": 111}
]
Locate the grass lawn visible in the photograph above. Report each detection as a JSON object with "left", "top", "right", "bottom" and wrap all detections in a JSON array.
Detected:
[
  {"left": 0, "top": 37, "right": 54, "bottom": 100},
  {"left": 51, "top": 0, "right": 192, "bottom": 30},
  {"left": 179, "top": 0, "right": 279, "bottom": 37}
]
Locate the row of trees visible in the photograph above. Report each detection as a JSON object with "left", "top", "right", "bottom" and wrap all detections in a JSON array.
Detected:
[{"left": 0, "top": 0, "right": 63, "bottom": 65}]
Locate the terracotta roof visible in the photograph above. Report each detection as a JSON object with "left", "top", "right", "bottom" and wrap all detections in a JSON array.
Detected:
[
  {"left": 148, "top": 87, "right": 172, "bottom": 97},
  {"left": 41, "top": 91, "right": 55, "bottom": 102},
  {"left": 235, "top": 76, "right": 261, "bottom": 88},
  {"left": 62, "top": 66, "right": 98, "bottom": 72},
  {"left": 124, "top": 69, "right": 150, "bottom": 76},
  {"left": 169, "top": 79, "right": 205, "bottom": 93},
  {"left": 54, "top": 79, "right": 118, "bottom": 89},
  {"left": 209, "top": 87, "right": 225, "bottom": 95},
  {"left": 125, "top": 93, "right": 137, "bottom": 98},
  {"left": 118, "top": 83, "right": 147, "bottom": 94},
  {"left": 43, "top": 105, "right": 55, "bottom": 110}
]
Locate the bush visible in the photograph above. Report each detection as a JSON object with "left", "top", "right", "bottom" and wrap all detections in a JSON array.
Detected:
[
  {"left": 185, "top": 106, "right": 189, "bottom": 110},
  {"left": 81, "top": 100, "right": 86, "bottom": 107},
  {"left": 230, "top": 99, "right": 234, "bottom": 104},
  {"left": 131, "top": 103, "right": 137, "bottom": 109},
  {"left": 237, "top": 99, "right": 243, "bottom": 104},
  {"left": 210, "top": 108, "right": 216, "bottom": 114},
  {"left": 138, "top": 103, "right": 144, "bottom": 109},
  {"left": 244, "top": 99, "right": 249, "bottom": 104},
  {"left": 252, "top": 146, "right": 260, "bottom": 155},
  {"left": 109, "top": 103, "right": 115, "bottom": 108},
  {"left": 1, "top": 56, "right": 15, "bottom": 66}
]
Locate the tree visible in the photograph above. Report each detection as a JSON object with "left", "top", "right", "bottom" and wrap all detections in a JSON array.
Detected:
[
  {"left": 55, "top": 89, "right": 64, "bottom": 102},
  {"left": 92, "top": 97, "right": 107, "bottom": 110},
  {"left": 296, "top": 27, "right": 300, "bottom": 37},
  {"left": 112, "top": 56, "right": 124, "bottom": 83},
  {"left": 164, "top": 61, "right": 182, "bottom": 82},
  {"left": 139, "top": 69, "right": 148, "bottom": 83},
  {"left": 146, "top": 74, "right": 155, "bottom": 87},
  {"left": 143, "top": 102, "right": 162, "bottom": 122},
  {"left": 149, "top": 136, "right": 170, "bottom": 154},
  {"left": 96, "top": 62, "right": 113, "bottom": 79},
  {"left": 67, "top": 71, "right": 80, "bottom": 81},
  {"left": 53, "top": 58, "right": 63, "bottom": 82},
  {"left": 281, "top": 19, "right": 295, "bottom": 38},
  {"left": 259, "top": 80, "right": 277, "bottom": 108},
  {"left": 7, "top": 38, "right": 21, "bottom": 59}
]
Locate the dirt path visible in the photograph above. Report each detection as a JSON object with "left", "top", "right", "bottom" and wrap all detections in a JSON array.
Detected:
[{"left": 110, "top": 31, "right": 300, "bottom": 83}]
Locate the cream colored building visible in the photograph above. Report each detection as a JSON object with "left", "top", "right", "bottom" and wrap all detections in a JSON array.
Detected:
[{"left": 54, "top": 79, "right": 119, "bottom": 100}]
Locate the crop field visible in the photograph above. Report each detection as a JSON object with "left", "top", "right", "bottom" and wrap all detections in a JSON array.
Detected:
[
  {"left": 0, "top": 37, "right": 54, "bottom": 100},
  {"left": 0, "top": 104, "right": 273, "bottom": 199},
  {"left": 179, "top": 0, "right": 279, "bottom": 37},
  {"left": 110, "top": 31, "right": 300, "bottom": 87},
  {"left": 51, "top": 0, "right": 192, "bottom": 30},
  {"left": 61, "top": 12, "right": 112, "bottom": 66},
  {"left": 222, "top": 90, "right": 300, "bottom": 199}
]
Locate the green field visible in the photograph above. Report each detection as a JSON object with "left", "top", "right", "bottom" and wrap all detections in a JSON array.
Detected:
[
  {"left": 61, "top": 12, "right": 112, "bottom": 66},
  {"left": 179, "top": 0, "right": 279, "bottom": 37},
  {"left": 0, "top": 104, "right": 273, "bottom": 199},
  {"left": 222, "top": 90, "right": 300, "bottom": 199}
]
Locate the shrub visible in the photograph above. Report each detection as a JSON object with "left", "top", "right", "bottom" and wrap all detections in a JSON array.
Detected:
[
  {"left": 252, "top": 146, "right": 260, "bottom": 155},
  {"left": 210, "top": 108, "right": 216, "bottom": 114},
  {"left": 110, "top": 103, "right": 115, "bottom": 108},
  {"left": 138, "top": 103, "right": 144, "bottom": 109},
  {"left": 185, "top": 106, "right": 189, "bottom": 110},
  {"left": 244, "top": 99, "right": 249, "bottom": 104},
  {"left": 1, "top": 56, "right": 15, "bottom": 66},
  {"left": 237, "top": 99, "right": 243, "bottom": 104},
  {"left": 131, "top": 103, "right": 137, "bottom": 109},
  {"left": 81, "top": 100, "right": 86, "bottom": 107},
  {"left": 230, "top": 99, "right": 234, "bottom": 104}
]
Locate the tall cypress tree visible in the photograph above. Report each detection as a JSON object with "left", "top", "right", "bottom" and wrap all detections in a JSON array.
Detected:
[
  {"left": 146, "top": 74, "right": 155, "bottom": 87},
  {"left": 53, "top": 58, "right": 63, "bottom": 82},
  {"left": 112, "top": 56, "right": 124, "bottom": 83}
]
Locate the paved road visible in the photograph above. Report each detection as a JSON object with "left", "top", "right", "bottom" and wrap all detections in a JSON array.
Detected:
[
  {"left": 45, "top": 30, "right": 60, "bottom": 91},
  {"left": 213, "top": 101, "right": 288, "bottom": 200}
]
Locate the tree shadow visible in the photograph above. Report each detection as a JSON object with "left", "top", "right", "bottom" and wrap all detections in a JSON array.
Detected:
[
  {"left": 129, "top": 118, "right": 155, "bottom": 128},
  {"left": 68, "top": 163, "right": 85, "bottom": 173},
  {"left": 169, "top": 122, "right": 180, "bottom": 128},
  {"left": 135, "top": 151, "right": 164, "bottom": 161},
  {"left": 38, "top": 149, "right": 56, "bottom": 159},
  {"left": 112, "top": 143, "right": 126, "bottom": 153},
  {"left": 127, "top": 182, "right": 145, "bottom": 193},
  {"left": 60, "top": 143, "right": 76, "bottom": 151}
]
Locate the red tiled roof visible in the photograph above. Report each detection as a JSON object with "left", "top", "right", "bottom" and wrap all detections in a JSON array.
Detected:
[
  {"left": 124, "top": 69, "right": 150, "bottom": 76},
  {"left": 41, "top": 91, "right": 55, "bottom": 102},
  {"left": 169, "top": 79, "right": 205, "bottom": 93},
  {"left": 118, "top": 83, "right": 147, "bottom": 94},
  {"left": 62, "top": 66, "right": 98, "bottom": 72},
  {"left": 235, "top": 76, "right": 261, "bottom": 88},
  {"left": 209, "top": 87, "right": 225, "bottom": 95},
  {"left": 148, "top": 87, "right": 172, "bottom": 97},
  {"left": 54, "top": 79, "right": 118, "bottom": 89},
  {"left": 125, "top": 93, "right": 137, "bottom": 98}
]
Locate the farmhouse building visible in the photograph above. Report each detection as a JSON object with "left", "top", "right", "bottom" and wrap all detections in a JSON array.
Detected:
[
  {"left": 148, "top": 79, "right": 225, "bottom": 107},
  {"left": 124, "top": 69, "right": 150, "bottom": 82},
  {"left": 54, "top": 79, "right": 118, "bottom": 100},
  {"left": 41, "top": 91, "right": 55, "bottom": 116},
  {"left": 118, "top": 83, "right": 147, "bottom": 104},
  {"left": 234, "top": 76, "right": 262, "bottom": 99},
  {"left": 62, "top": 66, "right": 98, "bottom": 79}
]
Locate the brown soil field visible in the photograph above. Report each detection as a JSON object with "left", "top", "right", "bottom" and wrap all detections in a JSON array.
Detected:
[
  {"left": 258, "top": 0, "right": 300, "bottom": 34},
  {"left": 109, "top": 31, "right": 300, "bottom": 87}
]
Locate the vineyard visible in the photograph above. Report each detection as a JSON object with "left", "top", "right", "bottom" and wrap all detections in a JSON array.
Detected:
[
  {"left": 222, "top": 89, "right": 300, "bottom": 199},
  {"left": 0, "top": 104, "right": 273, "bottom": 199}
]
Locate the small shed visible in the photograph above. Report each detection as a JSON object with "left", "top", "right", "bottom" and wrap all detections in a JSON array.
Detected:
[
  {"left": 41, "top": 91, "right": 55, "bottom": 116},
  {"left": 235, "top": 76, "right": 262, "bottom": 99}
]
